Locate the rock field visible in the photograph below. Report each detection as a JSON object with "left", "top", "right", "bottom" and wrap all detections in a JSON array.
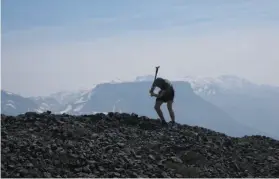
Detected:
[{"left": 1, "top": 111, "right": 279, "bottom": 178}]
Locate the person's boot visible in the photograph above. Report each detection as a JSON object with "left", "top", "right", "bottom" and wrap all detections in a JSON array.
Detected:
[
  {"left": 161, "top": 119, "right": 168, "bottom": 127},
  {"left": 169, "top": 120, "right": 177, "bottom": 128}
]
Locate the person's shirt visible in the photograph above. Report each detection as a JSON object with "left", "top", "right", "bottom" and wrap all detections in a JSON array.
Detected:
[{"left": 152, "top": 77, "right": 173, "bottom": 90}]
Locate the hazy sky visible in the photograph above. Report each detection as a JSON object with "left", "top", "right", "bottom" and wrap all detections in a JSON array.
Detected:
[{"left": 2, "top": 0, "right": 279, "bottom": 97}]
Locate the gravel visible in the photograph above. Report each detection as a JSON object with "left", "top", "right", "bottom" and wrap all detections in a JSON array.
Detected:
[{"left": 1, "top": 111, "right": 279, "bottom": 178}]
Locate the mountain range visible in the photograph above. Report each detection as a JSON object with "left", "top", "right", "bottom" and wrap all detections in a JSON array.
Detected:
[
  {"left": 1, "top": 75, "right": 278, "bottom": 139},
  {"left": 180, "top": 75, "right": 279, "bottom": 140}
]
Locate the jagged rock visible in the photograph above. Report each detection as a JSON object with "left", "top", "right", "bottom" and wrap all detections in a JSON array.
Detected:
[
  {"left": 1, "top": 112, "right": 279, "bottom": 178},
  {"left": 170, "top": 156, "right": 183, "bottom": 164}
]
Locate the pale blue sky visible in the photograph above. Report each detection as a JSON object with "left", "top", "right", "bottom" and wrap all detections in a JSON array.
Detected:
[{"left": 2, "top": 0, "right": 279, "bottom": 96}]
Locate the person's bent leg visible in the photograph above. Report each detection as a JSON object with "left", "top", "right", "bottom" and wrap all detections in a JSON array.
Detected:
[
  {"left": 167, "top": 100, "right": 175, "bottom": 122},
  {"left": 154, "top": 100, "right": 165, "bottom": 121}
]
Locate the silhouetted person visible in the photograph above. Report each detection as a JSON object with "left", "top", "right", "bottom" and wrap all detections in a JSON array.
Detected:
[{"left": 149, "top": 77, "right": 176, "bottom": 127}]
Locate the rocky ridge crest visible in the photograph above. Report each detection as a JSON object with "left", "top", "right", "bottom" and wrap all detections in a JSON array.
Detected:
[{"left": 1, "top": 111, "right": 279, "bottom": 178}]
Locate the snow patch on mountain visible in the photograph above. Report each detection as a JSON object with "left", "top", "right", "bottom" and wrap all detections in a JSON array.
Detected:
[
  {"left": 73, "top": 104, "right": 84, "bottom": 112},
  {"left": 6, "top": 91, "right": 13, "bottom": 95},
  {"left": 74, "top": 97, "right": 87, "bottom": 104},
  {"left": 87, "top": 90, "right": 94, "bottom": 99},
  {"left": 133, "top": 74, "right": 269, "bottom": 96},
  {"left": 72, "top": 90, "right": 94, "bottom": 105},
  {"left": 6, "top": 103, "right": 16, "bottom": 109},
  {"left": 37, "top": 102, "right": 50, "bottom": 113},
  {"left": 7, "top": 100, "right": 15, "bottom": 104},
  {"left": 50, "top": 91, "right": 75, "bottom": 104},
  {"left": 35, "top": 109, "right": 44, "bottom": 113},
  {"left": 3, "top": 90, "right": 16, "bottom": 96},
  {"left": 49, "top": 89, "right": 92, "bottom": 105},
  {"left": 60, "top": 105, "right": 73, "bottom": 114},
  {"left": 176, "top": 75, "right": 255, "bottom": 96}
]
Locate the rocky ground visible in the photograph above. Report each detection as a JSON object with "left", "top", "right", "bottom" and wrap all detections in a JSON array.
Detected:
[{"left": 1, "top": 111, "right": 279, "bottom": 178}]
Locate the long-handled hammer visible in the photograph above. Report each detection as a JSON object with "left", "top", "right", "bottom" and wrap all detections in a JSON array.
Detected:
[
  {"left": 154, "top": 66, "right": 160, "bottom": 81},
  {"left": 149, "top": 66, "right": 160, "bottom": 97}
]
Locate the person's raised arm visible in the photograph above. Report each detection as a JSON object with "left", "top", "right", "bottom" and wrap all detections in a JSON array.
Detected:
[
  {"left": 149, "top": 85, "right": 155, "bottom": 94},
  {"left": 149, "top": 80, "right": 157, "bottom": 96}
]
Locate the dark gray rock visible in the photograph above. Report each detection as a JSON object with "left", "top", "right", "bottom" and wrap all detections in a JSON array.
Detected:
[{"left": 1, "top": 112, "right": 279, "bottom": 178}]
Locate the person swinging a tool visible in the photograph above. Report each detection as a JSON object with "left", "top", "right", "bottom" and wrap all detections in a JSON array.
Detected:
[{"left": 149, "top": 68, "right": 176, "bottom": 127}]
